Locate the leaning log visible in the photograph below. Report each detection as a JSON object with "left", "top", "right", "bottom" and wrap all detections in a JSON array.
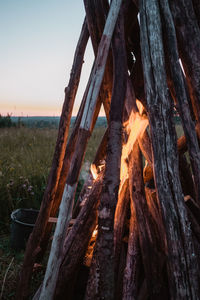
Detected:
[
  {"left": 86, "top": 8, "right": 127, "bottom": 299},
  {"left": 169, "top": 0, "right": 200, "bottom": 125},
  {"left": 16, "top": 20, "right": 89, "bottom": 300},
  {"left": 160, "top": 0, "right": 200, "bottom": 204},
  {"left": 140, "top": 0, "right": 200, "bottom": 298}
]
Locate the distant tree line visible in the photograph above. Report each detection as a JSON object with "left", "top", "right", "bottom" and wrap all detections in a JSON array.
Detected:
[{"left": 0, "top": 114, "right": 24, "bottom": 128}]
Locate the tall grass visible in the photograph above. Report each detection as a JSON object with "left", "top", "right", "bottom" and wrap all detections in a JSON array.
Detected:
[{"left": 0, "top": 127, "right": 106, "bottom": 231}]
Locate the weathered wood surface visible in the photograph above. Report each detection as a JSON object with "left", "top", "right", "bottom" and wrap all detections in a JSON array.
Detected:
[
  {"left": 86, "top": 9, "right": 127, "bottom": 299},
  {"left": 129, "top": 142, "right": 166, "bottom": 299},
  {"left": 84, "top": 0, "right": 113, "bottom": 120},
  {"left": 122, "top": 199, "right": 140, "bottom": 300},
  {"left": 160, "top": 0, "right": 200, "bottom": 205},
  {"left": 54, "top": 173, "right": 103, "bottom": 299},
  {"left": 16, "top": 20, "right": 89, "bottom": 300},
  {"left": 169, "top": 0, "right": 200, "bottom": 124},
  {"left": 140, "top": 0, "right": 200, "bottom": 298}
]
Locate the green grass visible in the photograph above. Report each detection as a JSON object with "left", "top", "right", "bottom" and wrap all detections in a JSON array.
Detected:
[
  {"left": 0, "top": 126, "right": 105, "bottom": 299},
  {"left": 0, "top": 127, "right": 106, "bottom": 231}
]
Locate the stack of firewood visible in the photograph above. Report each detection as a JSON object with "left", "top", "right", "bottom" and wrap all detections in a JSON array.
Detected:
[{"left": 17, "top": 0, "right": 200, "bottom": 299}]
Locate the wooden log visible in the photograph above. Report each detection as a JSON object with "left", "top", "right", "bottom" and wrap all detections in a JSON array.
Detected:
[
  {"left": 85, "top": 9, "right": 127, "bottom": 299},
  {"left": 169, "top": 0, "right": 200, "bottom": 124},
  {"left": 53, "top": 174, "right": 103, "bottom": 299},
  {"left": 16, "top": 20, "right": 89, "bottom": 300},
  {"left": 140, "top": 0, "right": 200, "bottom": 298},
  {"left": 128, "top": 142, "right": 166, "bottom": 299},
  {"left": 114, "top": 179, "right": 129, "bottom": 289},
  {"left": 159, "top": 0, "right": 200, "bottom": 205},
  {"left": 84, "top": 0, "right": 113, "bottom": 120},
  {"left": 122, "top": 196, "right": 141, "bottom": 300},
  {"left": 34, "top": 173, "right": 103, "bottom": 300},
  {"left": 38, "top": 1, "right": 124, "bottom": 299},
  {"left": 128, "top": 19, "right": 146, "bottom": 108}
]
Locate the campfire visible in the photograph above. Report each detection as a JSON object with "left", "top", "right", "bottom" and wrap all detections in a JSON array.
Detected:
[{"left": 17, "top": 0, "right": 200, "bottom": 299}]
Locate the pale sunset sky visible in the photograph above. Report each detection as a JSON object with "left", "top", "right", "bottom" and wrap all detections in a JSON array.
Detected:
[{"left": 0, "top": 0, "right": 94, "bottom": 116}]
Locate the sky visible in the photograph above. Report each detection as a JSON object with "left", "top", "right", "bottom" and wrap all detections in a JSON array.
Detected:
[{"left": 0, "top": 0, "right": 94, "bottom": 116}]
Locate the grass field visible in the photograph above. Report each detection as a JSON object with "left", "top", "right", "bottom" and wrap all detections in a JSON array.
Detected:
[{"left": 0, "top": 126, "right": 106, "bottom": 299}]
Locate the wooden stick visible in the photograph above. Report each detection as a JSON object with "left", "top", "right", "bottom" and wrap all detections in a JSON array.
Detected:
[
  {"left": 38, "top": 1, "right": 123, "bottom": 299},
  {"left": 85, "top": 9, "right": 127, "bottom": 299},
  {"left": 122, "top": 198, "right": 141, "bottom": 300},
  {"left": 140, "top": 0, "right": 200, "bottom": 298},
  {"left": 169, "top": 0, "right": 200, "bottom": 124},
  {"left": 129, "top": 142, "right": 166, "bottom": 299},
  {"left": 16, "top": 19, "right": 89, "bottom": 300},
  {"left": 54, "top": 174, "right": 103, "bottom": 299},
  {"left": 160, "top": 0, "right": 200, "bottom": 205}
]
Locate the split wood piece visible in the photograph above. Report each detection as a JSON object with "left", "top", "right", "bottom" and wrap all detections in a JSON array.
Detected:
[
  {"left": 85, "top": 10, "right": 127, "bottom": 299},
  {"left": 129, "top": 142, "right": 166, "bottom": 299},
  {"left": 169, "top": 0, "right": 200, "bottom": 125},
  {"left": 16, "top": 20, "right": 89, "bottom": 300},
  {"left": 39, "top": 1, "right": 124, "bottom": 299},
  {"left": 140, "top": 0, "right": 200, "bottom": 298},
  {"left": 122, "top": 194, "right": 141, "bottom": 300},
  {"left": 53, "top": 174, "right": 103, "bottom": 299},
  {"left": 160, "top": 0, "right": 200, "bottom": 205}
]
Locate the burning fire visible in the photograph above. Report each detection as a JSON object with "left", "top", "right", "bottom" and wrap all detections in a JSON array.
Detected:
[{"left": 119, "top": 101, "right": 148, "bottom": 191}]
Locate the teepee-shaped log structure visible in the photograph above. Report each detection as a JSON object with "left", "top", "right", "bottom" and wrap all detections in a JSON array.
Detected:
[{"left": 17, "top": 0, "right": 200, "bottom": 299}]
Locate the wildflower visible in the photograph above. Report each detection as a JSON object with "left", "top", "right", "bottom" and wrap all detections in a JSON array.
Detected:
[{"left": 27, "top": 185, "right": 33, "bottom": 192}]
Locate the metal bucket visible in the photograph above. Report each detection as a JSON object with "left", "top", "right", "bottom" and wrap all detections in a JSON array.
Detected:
[{"left": 10, "top": 208, "right": 39, "bottom": 250}]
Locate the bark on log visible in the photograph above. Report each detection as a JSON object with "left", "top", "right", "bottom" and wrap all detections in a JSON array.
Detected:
[
  {"left": 85, "top": 9, "right": 127, "bottom": 299},
  {"left": 16, "top": 20, "right": 89, "bottom": 300},
  {"left": 159, "top": 0, "right": 200, "bottom": 204},
  {"left": 122, "top": 195, "right": 141, "bottom": 300},
  {"left": 38, "top": 1, "right": 124, "bottom": 298},
  {"left": 84, "top": 0, "right": 113, "bottom": 120},
  {"left": 128, "top": 142, "right": 166, "bottom": 299},
  {"left": 169, "top": 0, "right": 200, "bottom": 124},
  {"left": 140, "top": 0, "right": 200, "bottom": 298},
  {"left": 54, "top": 174, "right": 103, "bottom": 299}
]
